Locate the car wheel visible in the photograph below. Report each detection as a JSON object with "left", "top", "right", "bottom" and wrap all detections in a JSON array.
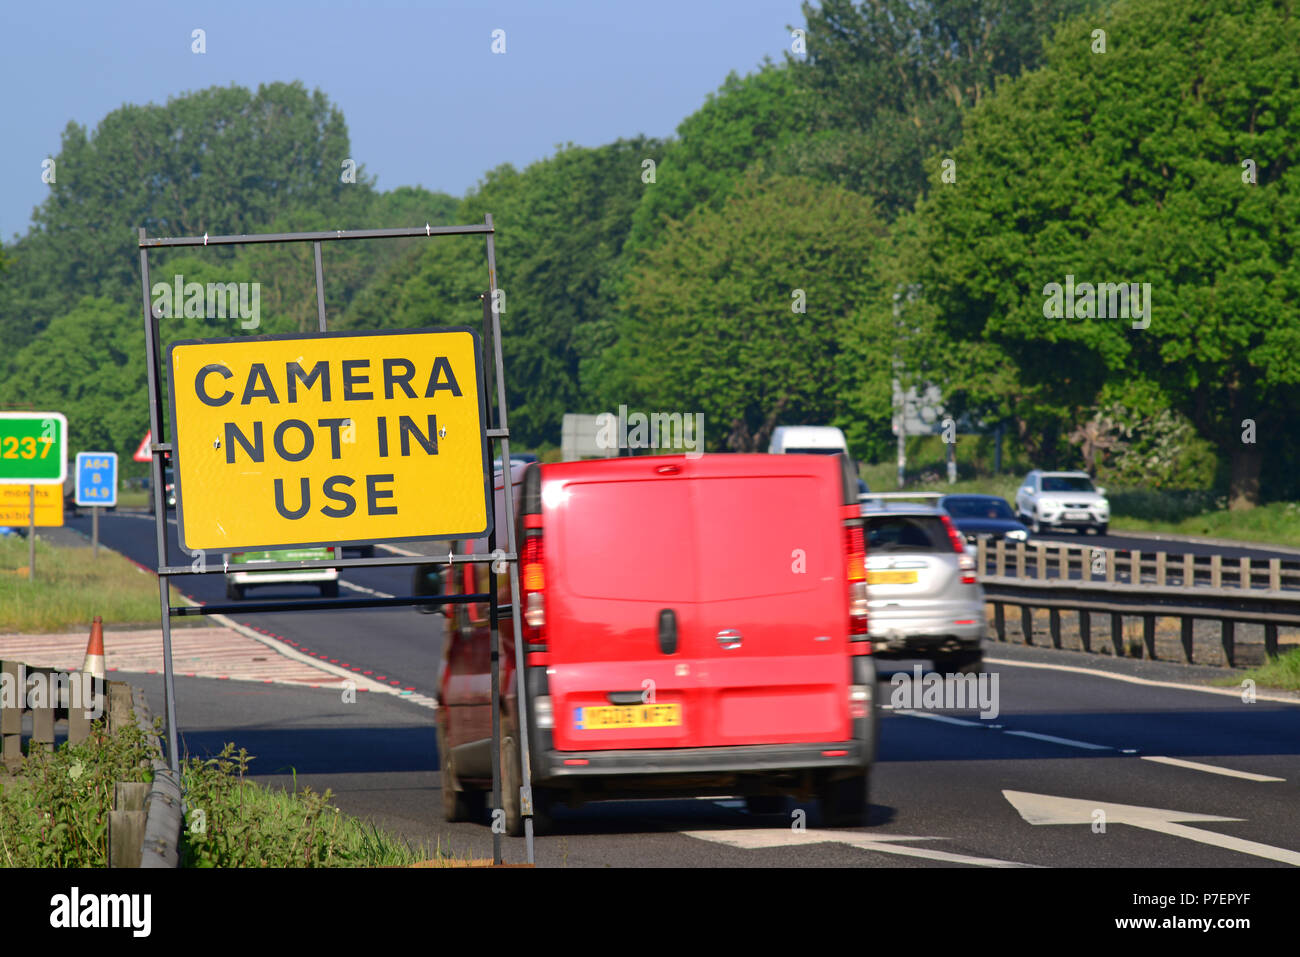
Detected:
[
  {"left": 225, "top": 581, "right": 244, "bottom": 601},
  {"left": 438, "top": 723, "right": 482, "bottom": 823},
  {"left": 358, "top": 545, "right": 375, "bottom": 558},
  {"left": 935, "top": 651, "right": 983, "bottom": 675},
  {"left": 320, "top": 580, "right": 340, "bottom": 598},
  {"left": 1029, "top": 513, "right": 1041, "bottom": 535},
  {"left": 822, "top": 769, "right": 870, "bottom": 828},
  {"left": 1097, "top": 523, "right": 1108, "bottom": 536}
]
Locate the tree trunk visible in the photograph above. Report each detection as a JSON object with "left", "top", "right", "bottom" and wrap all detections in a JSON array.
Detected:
[{"left": 1228, "top": 443, "right": 1261, "bottom": 511}]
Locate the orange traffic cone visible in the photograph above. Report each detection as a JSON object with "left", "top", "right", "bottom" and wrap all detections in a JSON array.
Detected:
[{"left": 81, "top": 616, "right": 106, "bottom": 678}]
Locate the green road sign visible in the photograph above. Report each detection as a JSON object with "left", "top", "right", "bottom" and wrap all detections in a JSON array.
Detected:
[{"left": 0, "top": 412, "right": 68, "bottom": 484}]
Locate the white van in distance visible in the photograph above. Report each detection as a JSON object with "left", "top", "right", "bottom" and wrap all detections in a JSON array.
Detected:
[{"left": 768, "top": 425, "right": 850, "bottom": 456}]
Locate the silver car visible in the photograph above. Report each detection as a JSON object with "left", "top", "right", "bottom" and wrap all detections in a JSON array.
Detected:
[
  {"left": 860, "top": 495, "right": 986, "bottom": 674},
  {"left": 1014, "top": 469, "right": 1109, "bottom": 535}
]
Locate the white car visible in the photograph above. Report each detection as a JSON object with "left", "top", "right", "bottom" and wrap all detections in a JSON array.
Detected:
[
  {"left": 768, "top": 425, "right": 849, "bottom": 456},
  {"left": 1014, "top": 470, "right": 1109, "bottom": 535}
]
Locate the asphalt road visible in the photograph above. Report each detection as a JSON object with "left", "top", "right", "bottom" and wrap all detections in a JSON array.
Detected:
[{"left": 61, "top": 511, "right": 1300, "bottom": 867}]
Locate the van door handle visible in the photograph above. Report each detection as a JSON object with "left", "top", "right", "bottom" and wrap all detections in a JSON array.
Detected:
[
  {"left": 607, "top": 691, "right": 644, "bottom": 705},
  {"left": 658, "top": 609, "right": 677, "bottom": 655},
  {"left": 716, "top": 629, "right": 742, "bottom": 649}
]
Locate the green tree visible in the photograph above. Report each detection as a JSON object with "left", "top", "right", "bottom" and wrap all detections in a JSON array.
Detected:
[
  {"left": 344, "top": 139, "right": 667, "bottom": 448},
  {"left": 788, "top": 0, "right": 1102, "bottom": 217},
  {"left": 599, "top": 171, "right": 889, "bottom": 453},
  {"left": 623, "top": 63, "right": 806, "bottom": 253},
  {"left": 914, "top": 0, "right": 1300, "bottom": 508},
  {"left": 0, "top": 82, "right": 366, "bottom": 367}
]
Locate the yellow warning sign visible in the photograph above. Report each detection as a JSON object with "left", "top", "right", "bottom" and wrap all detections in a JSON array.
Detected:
[
  {"left": 167, "top": 328, "right": 488, "bottom": 552},
  {"left": 0, "top": 483, "right": 64, "bottom": 527}
]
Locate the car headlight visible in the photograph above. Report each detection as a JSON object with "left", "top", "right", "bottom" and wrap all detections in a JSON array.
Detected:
[{"left": 1007, "top": 529, "right": 1028, "bottom": 540}]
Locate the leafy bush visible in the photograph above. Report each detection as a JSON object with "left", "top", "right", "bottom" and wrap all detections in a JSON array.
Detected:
[
  {"left": 0, "top": 715, "right": 158, "bottom": 867},
  {"left": 1107, "top": 489, "right": 1225, "bottom": 523}
]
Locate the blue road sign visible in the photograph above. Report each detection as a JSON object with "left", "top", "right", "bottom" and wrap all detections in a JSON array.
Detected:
[{"left": 75, "top": 452, "right": 118, "bottom": 508}]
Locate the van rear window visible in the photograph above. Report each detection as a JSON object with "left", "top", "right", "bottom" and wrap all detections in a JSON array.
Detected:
[
  {"left": 866, "top": 515, "right": 948, "bottom": 552},
  {"left": 558, "top": 476, "right": 831, "bottom": 602}
]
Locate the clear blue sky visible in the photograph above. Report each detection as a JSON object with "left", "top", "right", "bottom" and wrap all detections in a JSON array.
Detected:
[{"left": 0, "top": 0, "right": 810, "bottom": 241}]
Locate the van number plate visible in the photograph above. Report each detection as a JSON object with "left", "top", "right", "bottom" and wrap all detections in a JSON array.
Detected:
[
  {"left": 868, "top": 570, "right": 917, "bottom": 585},
  {"left": 575, "top": 704, "right": 682, "bottom": 730}
]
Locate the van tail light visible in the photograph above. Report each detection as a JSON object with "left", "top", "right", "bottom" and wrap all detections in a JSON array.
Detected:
[
  {"left": 844, "top": 522, "right": 869, "bottom": 638},
  {"left": 521, "top": 530, "right": 546, "bottom": 643},
  {"left": 940, "top": 514, "right": 977, "bottom": 584}
]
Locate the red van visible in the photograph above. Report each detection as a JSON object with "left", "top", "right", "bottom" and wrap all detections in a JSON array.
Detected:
[{"left": 432, "top": 453, "right": 877, "bottom": 833}]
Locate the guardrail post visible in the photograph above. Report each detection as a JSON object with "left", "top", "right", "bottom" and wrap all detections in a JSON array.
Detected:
[
  {"left": 1035, "top": 542, "right": 1046, "bottom": 579},
  {"left": 1105, "top": 549, "right": 1116, "bottom": 584},
  {"left": 1015, "top": 542, "right": 1025, "bottom": 579},
  {"left": 1131, "top": 550, "right": 1141, "bottom": 586},
  {"left": 1020, "top": 604, "right": 1034, "bottom": 645},
  {"left": 1142, "top": 613, "right": 1156, "bottom": 660},
  {"left": 107, "top": 681, "right": 132, "bottom": 734},
  {"left": 1110, "top": 612, "right": 1124, "bottom": 657},
  {"left": 1062, "top": 546, "right": 1071, "bottom": 580},
  {"left": 1180, "top": 616, "right": 1194, "bottom": 663},
  {"left": 1269, "top": 558, "right": 1281, "bottom": 592},
  {"left": 1049, "top": 607, "right": 1061, "bottom": 649},
  {"left": 993, "top": 602, "right": 1005, "bottom": 642},
  {"left": 1220, "top": 619, "right": 1235, "bottom": 667},
  {"left": 1155, "top": 552, "right": 1166, "bottom": 587},
  {"left": 1210, "top": 554, "right": 1222, "bottom": 589},
  {"left": 977, "top": 537, "right": 987, "bottom": 576},
  {"left": 1183, "top": 552, "right": 1195, "bottom": 587},
  {"left": 995, "top": 539, "right": 1006, "bottom": 577},
  {"left": 1, "top": 661, "right": 22, "bottom": 767},
  {"left": 109, "top": 782, "right": 149, "bottom": 868},
  {"left": 1240, "top": 557, "right": 1251, "bottom": 590},
  {"left": 31, "top": 666, "right": 55, "bottom": 753},
  {"left": 1264, "top": 622, "right": 1278, "bottom": 658}
]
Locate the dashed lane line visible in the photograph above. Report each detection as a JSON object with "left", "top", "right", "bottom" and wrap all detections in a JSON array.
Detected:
[
  {"left": 1002, "top": 730, "right": 1113, "bottom": 751},
  {"left": 1140, "top": 756, "right": 1285, "bottom": 782}
]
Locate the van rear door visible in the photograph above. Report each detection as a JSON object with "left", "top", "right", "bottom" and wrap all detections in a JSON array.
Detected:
[{"left": 544, "top": 454, "right": 852, "bottom": 752}]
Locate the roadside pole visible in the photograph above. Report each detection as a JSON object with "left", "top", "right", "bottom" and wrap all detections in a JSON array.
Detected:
[
  {"left": 27, "top": 485, "right": 35, "bottom": 581},
  {"left": 92, "top": 505, "right": 99, "bottom": 558}
]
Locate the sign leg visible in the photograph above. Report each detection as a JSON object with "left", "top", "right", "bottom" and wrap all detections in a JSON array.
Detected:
[
  {"left": 28, "top": 485, "right": 35, "bottom": 582},
  {"left": 93, "top": 506, "right": 99, "bottom": 558}
]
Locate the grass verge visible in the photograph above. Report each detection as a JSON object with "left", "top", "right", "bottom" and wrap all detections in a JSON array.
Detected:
[
  {"left": 0, "top": 534, "right": 190, "bottom": 632},
  {"left": 0, "top": 722, "right": 447, "bottom": 867},
  {"left": 1213, "top": 648, "right": 1300, "bottom": 693},
  {"left": 180, "top": 743, "right": 446, "bottom": 867}
]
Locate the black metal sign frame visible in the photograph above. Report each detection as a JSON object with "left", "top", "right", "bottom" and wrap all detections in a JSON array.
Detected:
[{"left": 136, "top": 217, "right": 537, "bottom": 863}]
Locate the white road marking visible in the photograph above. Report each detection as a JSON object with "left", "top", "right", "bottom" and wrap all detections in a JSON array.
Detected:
[
  {"left": 685, "top": 829, "right": 1034, "bottom": 867},
  {"left": 1004, "top": 730, "right": 1112, "bottom": 751},
  {"left": 1141, "top": 756, "right": 1285, "bottom": 782},
  {"left": 985, "top": 656, "right": 1300, "bottom": 706},
  {"left": 339, "top": 579, "right": 394, "bottom": 598},
  {"left": 894, "top": 710, "right": 984, "bottom": 728},
  {"left": 712, "top": 800, "right": 746, "bottom": 809},
  {"left": 1003, "top": 789, "right": 1300, "bottom": 866}
]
